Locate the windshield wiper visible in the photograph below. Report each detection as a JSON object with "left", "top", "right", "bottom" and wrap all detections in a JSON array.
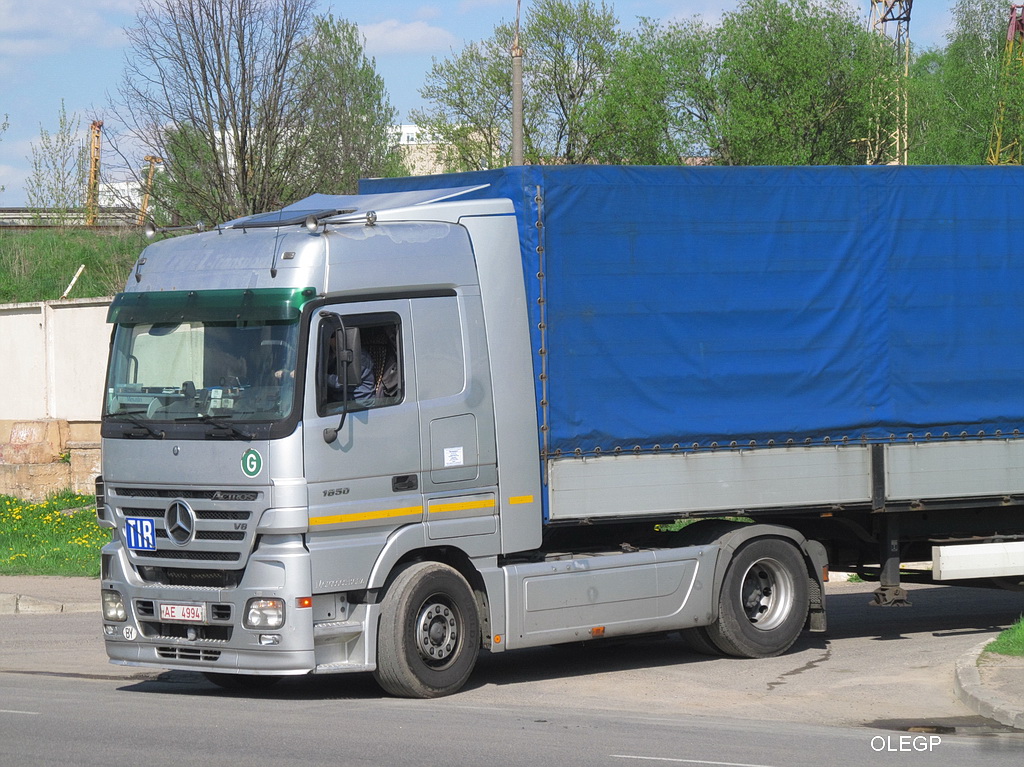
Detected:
[
  {"left": 190, "top": 414, "right": 254, "bottom": 441},
  {"left": 108, "top": 412, "right": 166, "bottom": 439}
]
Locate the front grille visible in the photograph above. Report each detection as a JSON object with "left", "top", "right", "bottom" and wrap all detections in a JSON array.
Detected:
[
  {"left": 138, "top": 567, "right": 244, "bottom": 588},
  {"left": 157, "top": 646, "right": 222, "bottom": 662},
  {"left": 153, "top": 529, "right": 245, "bottom": 542},
  {"left": 196, "top": 510, "right": 250, "bottom": 521},
  {"left": 142, "top": 623, "right": 232, "bottom": 641},
  {"left": 152, "top": 550, "right": 241, "bottom": 561},
  {"left": 116, "top": 487, "right": 259, "bottom": 502},
  {"left": 114, "top": 484, "right": 261, "bottom": 568}
]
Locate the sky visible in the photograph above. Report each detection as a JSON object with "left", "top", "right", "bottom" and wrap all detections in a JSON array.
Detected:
[{"left": 0, "top": 0, "right": 953, "bottom": 208}]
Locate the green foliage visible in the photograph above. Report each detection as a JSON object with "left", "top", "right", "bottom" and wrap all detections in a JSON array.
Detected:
[
  {"left": 0, "top": 492, "right": 105, "bottom": 577},
  {"left": 417, "top": 34, "right": 518, "bottom": 171},
  {"left": 716, "top": 0, "right": 885, "bottom": 165},
  {"left": 25, "top": 100, "right": 87, "bottom": 223},
  {"left": 527, "top": 0, "right": 620, "bottom": 163},
  {"left": 291, "top": 14, "right": 407, "bottom": 194},
  {"left": 112, "top": 2, "right": 402, "bottom": 224},
  {"left": 415, "top": 33, "right": 519, "bottom": 171},
  {"left": 909, "top": 0, "right": 1009, "bottom": 164},
  {"left": 413, "top": 0, "right": 621, "bottom": 169},
  {"left": 583, "top": 21, "right": 682, "bottom": 164},
  {"left": 589, "top": 0, "right": 884, "bottom": 166},
  {"left": 0, "top": 228, "right": 144, "bottom": 303},
  {"left": 987, "top": 616, "right": 1024, "bottom": 657}
]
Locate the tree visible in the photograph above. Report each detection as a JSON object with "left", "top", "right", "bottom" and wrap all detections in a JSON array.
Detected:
[
  {"left": 111, "top": 1, "right": 404, "bottom": 224},
  {"left": 413, "top": 0, "right": 620, "bottom": 169},
  {"left": 110, "top": 0, "right": 317, "bottom": 224},
  {"left": 715, "top": 0, "right": 885, "bottom": 165},
  {"left": 589, "top": 0, "right": 885, "bottom": 166},
  {"left": 25, "top": 100, "right": 87, "bottom": 224},
  {"left": 909, "top": 0, "right": 1017, "bottom": 164},
  {"left": 526, "top": 0, "right": 620, "bottom": 163},
  {"left": 414, "top": 31, "right": 520, "bottom": 171},
  {"left": 586, "top": 17, "right": 721, "bottom": 164},
  {"left": 292, "top": 14, "right": 406, "bottom": 195}
]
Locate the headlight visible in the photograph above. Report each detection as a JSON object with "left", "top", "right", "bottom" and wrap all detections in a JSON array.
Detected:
[
  {"left": 244, "top": 598, "right": 285, "bottom": 629},
  {"left": 102, "top": 589, "right": 127, "bottom": 622}
]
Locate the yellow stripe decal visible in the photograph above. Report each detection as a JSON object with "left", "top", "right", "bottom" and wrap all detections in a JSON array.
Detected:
[
  {"left": 310, "top": 505, "right": 421, "bottom": 527},
  {"left": 508, "top": 495, "right": 534, "bottom": 505},
  {"left": 429, "top": 499, "right": 497, "bottom": 515}
]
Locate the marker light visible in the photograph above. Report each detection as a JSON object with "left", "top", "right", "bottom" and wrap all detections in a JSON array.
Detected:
[{"left": 296, "top": 596, "right": 313, "bottom": 609}]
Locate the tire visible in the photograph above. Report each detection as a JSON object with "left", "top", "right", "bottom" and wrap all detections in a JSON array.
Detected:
[
  {"left": 202, "top": 672, "right": 282, "bottom": 691},
  {"left": 704, "top": 538, "right": 809, "bottom": 658},
  {"left": 373, "top": 561, "right": 481, "bottom": 698},
  {"left": 679, "top": 626, "right": 723, "bottom": 656}
]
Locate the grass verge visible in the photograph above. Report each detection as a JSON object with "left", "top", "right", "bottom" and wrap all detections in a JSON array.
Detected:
[
  {"left": 0, "top": 491, "right": 106, "bottom": 577},
  {"left": 0, "top": 228, "right": 145, "bottom": 303},
  {"left": 987, "top": 616, "right": 1024, "bottom": 658}
]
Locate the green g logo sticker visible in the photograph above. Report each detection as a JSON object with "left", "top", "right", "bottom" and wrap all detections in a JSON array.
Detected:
[{"left": 241, "top": 448, "right": 263, "bottom": 478}]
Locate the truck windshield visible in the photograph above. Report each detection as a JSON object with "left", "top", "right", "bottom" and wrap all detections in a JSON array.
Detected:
[{"left": 104, "top": 288, "right": 313, "bottom": 424}]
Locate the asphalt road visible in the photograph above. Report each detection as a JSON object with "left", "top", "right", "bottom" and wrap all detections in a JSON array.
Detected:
[{"left": 2, "top": 581, "right": 1023, "bottom": 766}]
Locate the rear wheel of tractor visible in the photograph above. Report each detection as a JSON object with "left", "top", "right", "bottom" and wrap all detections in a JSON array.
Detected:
[
  {"left": 705, "top": 538, "right": 809, "bottom": 658},
  {"left": 373, "top": 562, "right": 480, "bottom": 698}
]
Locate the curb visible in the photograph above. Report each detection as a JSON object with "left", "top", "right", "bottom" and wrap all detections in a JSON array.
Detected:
[
  {"left": 954, "top": 639, "right": 1024, "bottom": 731},
  {"left": 0, "top": 592, "right": 98, "bottom": 615}
]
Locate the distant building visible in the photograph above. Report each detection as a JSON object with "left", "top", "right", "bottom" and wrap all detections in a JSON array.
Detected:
[{"left": 393, "top": 125, "right": 445, "bottom": 176}]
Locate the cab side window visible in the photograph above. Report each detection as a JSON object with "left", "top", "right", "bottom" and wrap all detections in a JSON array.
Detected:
[{"left": 318, "top": 313, "right": 402, "bottom": 416}]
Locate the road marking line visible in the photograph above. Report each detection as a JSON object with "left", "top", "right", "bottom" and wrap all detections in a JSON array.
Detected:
[
  {"left": 611, "top": 757, "right": 776, "bottom": 767},
  {"left": 0, "top": 709, "right": 40, "bottom": 715}
]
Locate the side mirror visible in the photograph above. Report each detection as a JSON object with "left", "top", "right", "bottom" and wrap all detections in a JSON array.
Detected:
[{"left": 317, "top": 313, "right": 362, "bottom": 444}]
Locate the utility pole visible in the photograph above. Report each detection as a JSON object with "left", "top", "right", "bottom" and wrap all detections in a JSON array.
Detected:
[{"left": 511, "top": 0, "right": 525, "bottom": 166}]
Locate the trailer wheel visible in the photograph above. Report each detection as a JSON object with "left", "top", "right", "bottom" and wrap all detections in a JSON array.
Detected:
[
  {"left": 373, "top": 561, "right": 480, "bottom": 698},
  {"left": 705, "top": 538, "right": 809, "bottom": 658}
]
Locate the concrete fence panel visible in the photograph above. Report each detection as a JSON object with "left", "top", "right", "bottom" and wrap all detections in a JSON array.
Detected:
[{"left": 0, "top": 297, "right": 111, "bottom": 422}]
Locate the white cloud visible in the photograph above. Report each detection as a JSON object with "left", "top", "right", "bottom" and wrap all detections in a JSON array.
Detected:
[
  {"left": 415, "top": 4, "right": 443, "bottom": 20},
  {"left": 360, "top": 19, "right": 460, "bottom": 55},
  {"left": 457, "top": 0, "right": 506, "bottom": 10},
  {"left": 0, "top": 0, "right": 130, "bottom": 57}
]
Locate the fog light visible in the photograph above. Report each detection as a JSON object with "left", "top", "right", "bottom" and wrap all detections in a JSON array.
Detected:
[
  {"left": 259, "top": 634, "right": 281, "bottom": 646},
  {"left": 101, "top": 589, "right": 127, "bottom": 622},
  {"left": 103, "top": 624, "right": 117, "bottom": 637},
  {"left": 244, "top": 598, "right": 285, "bottom": 629}
]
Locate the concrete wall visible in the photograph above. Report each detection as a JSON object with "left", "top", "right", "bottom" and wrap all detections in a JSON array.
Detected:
[
  {"left": 0, "top": 297, "right": 111, "bottom": 422},
  {"left": 0, "top": 298, "right": 110, "bottom": 498}
]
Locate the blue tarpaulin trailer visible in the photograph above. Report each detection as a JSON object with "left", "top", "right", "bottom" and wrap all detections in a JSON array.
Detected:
[{"left": 363, "top": 165, "right": 1024, "bottom": 454}]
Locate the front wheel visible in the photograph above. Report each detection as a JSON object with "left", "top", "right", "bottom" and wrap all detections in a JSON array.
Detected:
[
  {"left": 704, "top": 538, "right": 809, "bottom": 658},
  {"left": 373, "top": 561, "right": 481, "bottom": 698}
]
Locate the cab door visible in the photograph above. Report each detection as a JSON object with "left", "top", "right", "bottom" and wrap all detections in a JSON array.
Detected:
[{"left": 302, "top": 300, "right": 422, "bottom": 574}]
